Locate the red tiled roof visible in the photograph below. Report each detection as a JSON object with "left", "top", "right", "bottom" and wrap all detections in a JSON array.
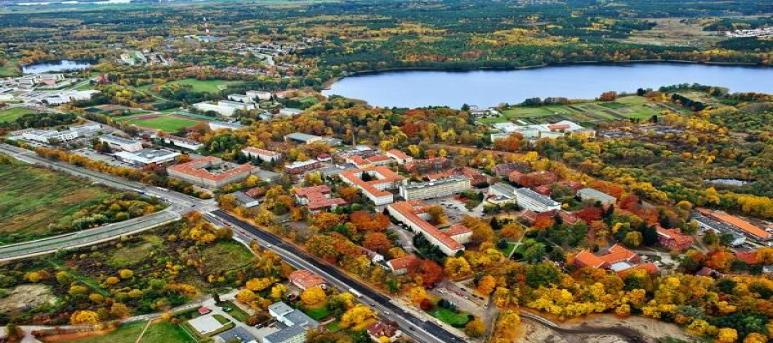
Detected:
[
  {"left": 699, "top": 208, "right": 771, "bottom": 241},
  {"left": 294, "top": 185, "right": 346, "bottom": 210},
  {"left": 243, "top": 146, "right": 281, "bottom": 157},
  {"left": 367, "top": 321, "right": 399, "bottom": 338},
  {"left": 340, "top": 166, "right": 403, "bottom": 199},
  {"left": 386, "top": 149, "right": 410, "bottom": 160},
  {"left": 293, "top": 185, "right": 332, "bottom": 197},
  {"left": 735, "top": 251, "right": 758, "bottom": 265},
  {"left": 657, "top": 226, "right": 694, "bottom": 248},
  {"left": 389, "top": 201, "right": 462, "bottom": 251},
  {"left": 598, "top": 244, "right": 637, "bottom": 264},
  {"left": 387, "top": 255, "right": 419, "bottom": 271},
  {"left": 575, "top": 250, "right": 605, "bottom": 268},
  {"left": 167, "top": 156, "right": 253, "bottom": 182},
  {"left": 445, "top": 224, "right": 471, "bottom": 237},
  {"left": 289, "top": 270, "right": 325, "bottom": 290}
]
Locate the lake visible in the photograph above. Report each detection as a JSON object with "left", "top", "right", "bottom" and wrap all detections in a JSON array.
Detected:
[
  {"left": 323, "top": 63, "right": 773, "bottom": 108},
  {"left": 22, "top": 60, "right": 93, "bottom": 74}
]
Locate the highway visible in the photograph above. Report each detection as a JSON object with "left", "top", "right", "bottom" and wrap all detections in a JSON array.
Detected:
[
  {"left": 0, "top": 209, "right": 181, "bottom": 261},
  {"left": 210, "top": 210, "right": 467, "bottom": 343}
]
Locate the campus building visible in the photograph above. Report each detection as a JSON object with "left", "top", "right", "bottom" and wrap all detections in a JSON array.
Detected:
[
  {"left": 574, "top": 244, "right": 658, "bottom": 274},
  {"left": 284, "top": 159, "right": 322, "bottom": 175},
  {"left": 387, "top": 200, "right": 471, "bottom": 256},
  {"left": 115, "top": 148, "right": 179, "bottom": 166},
  {"left": 577, "top": 187, "right": 617, "bottom": 206},
  {"left": 398, "top": 176, "right": 471, "bottom": 201},
  {"left": 99, "top": 134, "right": 143, "bottom": 152},
  {"left": 340, "top": 166, "right": 404, "bottom": 206},
  {"left": 161, "top": 135, "right": 204, "bottom": 151},
  {"left": 491, "top": 120, "right": 595, "bottom": 141},
  {"left": 242, "top": 146, "right": 283, "bottom": 162},
  {"left": 487, "top": 182, "right": 561, "bottom": 212},
  {"left": 193, "top": 100, "right": 255, "bottom": 117},
  {"left": 696, "top": 208, "right": 772, "bottom": 244},
  {"left": 167, "top": 156, "right": 255, "bottom": 188},
  {"left": 293, "top": 185, "right": 346, "bottom": 212},
  {"left": 265, "top": 302, "right": 319, "bottom": 343}
]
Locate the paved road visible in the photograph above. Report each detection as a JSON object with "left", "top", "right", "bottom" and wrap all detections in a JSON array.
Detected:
[
  {"left": 210, "top": 210, "right": 467, "bottom": 343},
  {"left": 0, "top": 209, "right": 181, "bottom": 261}
]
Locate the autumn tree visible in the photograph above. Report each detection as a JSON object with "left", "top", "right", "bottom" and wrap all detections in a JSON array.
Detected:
[
  {"left": 301, "top": 286, "right": 327, "bottom": 308},
  {"left": 465, "top": 318, "right": 486, "bottom": 337},
  {"left": 70, "top": 310, "right": 100, "bottom": 325},
  {"left": 363, "top": 232, "right": 392, "bottom": 253}
]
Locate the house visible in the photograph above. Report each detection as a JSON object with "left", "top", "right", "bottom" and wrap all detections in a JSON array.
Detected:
[
  {"left": 656, "top": 226, "right": 694, "bottom": 251},
  {"left": 574, "top": 244, "right": 657, "bottom": 274},
  {"left": 284, "top": 159, "right": 322, "bottom": 175},
  {"left": 387, "top": 200, "right": 468, "bottom": 256},
  {"left": 367, "top": 321, "right": 402, "bottom": 342},
  {"left": 385, "top": 255, "right": 419, "bottom": 275},
  {"left": 292, "top": 185, "right": 346, "bottom": 212},
  {"left": 386, "top": 149, "right": 413, "bottom": 165},
  {"left": 577, "top": 188, "right": 616, "bottom": 206},
  {"left": 340, "top": 166, "right": 404, "bottom": 206},
  {"left": 288, "top": 270, "right": 326, "bottom": 290},
  {"left": 492, "top": 162, "right": 530, "bottom": 177},
  {"left": 265, "top": 302, "right": 319, "bottom": 343},
  {"left": 512, "top": 170, "right": 558, "bottom": 187},
  {"left": 167, "top": 156, "right": 255, "bottom": 189},
  {"left": 399, "top": 176, "right": 471, "bottom": 201},
  {"left": 99, "top": 134, "right": 143, "bottom": 152},
  {"left": 232, "top": 191, "right": 260, "bottom": 208},
  {"left": 242, "top": 147, "right": 283, "bottom": 162},
  {"left": 162, "top": 135, "right": 203, "bottom": 151},
  {"left": 115, "top": 149, "right": 180, "bottom": 166}
]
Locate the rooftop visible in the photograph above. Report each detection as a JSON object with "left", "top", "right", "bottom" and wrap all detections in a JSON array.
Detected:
[
  {"left": 167, "top": 156, "right": 253, "bottom": 182},
  {"left": 515, "top": 187, "right": 560, "bottom": 207},
  {"left": 389, "top": 200, "right": 462, "bottom": 252}
]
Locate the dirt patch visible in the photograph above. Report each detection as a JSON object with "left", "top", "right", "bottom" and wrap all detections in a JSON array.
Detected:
[
  {"left": 0, "top": 284, "right": 57, "bottom": 313},
  {"left": 562, "top": 314, "right": 693, "bottom": 342}
]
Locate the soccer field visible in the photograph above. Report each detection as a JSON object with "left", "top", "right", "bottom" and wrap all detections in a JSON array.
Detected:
[{"left": 123, "top": 114, "right": 202, "bottom": 132}]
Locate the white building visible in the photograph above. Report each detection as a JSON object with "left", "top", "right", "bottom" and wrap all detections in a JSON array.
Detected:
[
  {"left": 42, "top": 90, "right": 100, "bottom": 105},
  {"left": 399, "top": 176, "right": 471, "bottom": 201},
  {"left": 227, "top": 94, "right": 254, "bottom": 103},
  {"left": 242, "top": 147, "right": 282, "bottom": 162},
  {"left": 577, "top": 187, "right": 616, "bottom": 206},
  {"left": 265, "top": 302, "right": 319, "bottom": 343},
  {"left": 491, "top": 120, "right": 595, "bottom": 141},
  {"left": 246, "top": 90, "right": 272, "bottom": 101},
  {"left": 514, "top": 187, "right": 561, "bottom": 212},
  {"left": 99, "top": 134, "right": 143, "bottom": 152},
  {"left": 20, "top": 123, "right": 102, "bottom": 144},
  {"left": 208, "top": 121, "right": 245, "bottom": 131},
  {"left": 387, "top": 201, "right": 469, "bottom": 256},
  {"left": 162, "top": 135, "right": 203, "bottom": 151},
  {"left": 193, "top": 100, "right": 256, "bottom": 117},
  {"left": 115, "top": 148, "right": 180, "bottom": 166}
]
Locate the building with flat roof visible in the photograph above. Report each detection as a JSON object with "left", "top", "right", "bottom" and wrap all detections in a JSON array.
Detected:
[
  {"left": 115, "top": 148, "right": 180, "bottom": 166},
  {"left": 283, "top": 132, "right": 341, "bottom": 146},
  {"left": 162, "top": 135, "right": 203, "bottom": 151},
  {"left": 515, "top": 187, "right": 561, "bottom": 212},
  {"left": 696, "top": 208, "right": 771, "bottom": 243},
  {"left": 265, "top": 302, "right": 319, "bottom": 343},
  {"left": 340, "top": 166, "right": 404, "bottom": 206},
  {"left": 491, "top": 120, "right": 595, "bottom": 141},
  {"left": 19, "top": 123, "right": 102, "bottom": 144},
  {"left": 209, "top": 121, "right": 245, "bottom": 131},
  {"left": 399, "top": 176, "right": 471, "bottom": 201},
  {"left": 242, "top": 146, "right": 283, "bottom": 162},
  {"left": 232, "top": 191, "right": 260, "bottom": 208},
  {"left": 99, "top": 134, "right": 143, "bottom": 152},
  {"left": 387, "top": 200, "right": 470, "bottom": 256},
  {"left": 167, "top": 156, "right": 254, "bottom": 188},
  {"left": 577, "top": 187, "right": 616, "bottom": 206},
  {"left": 193, "top": 100, "right": 255, "bottom": 117},
  {"left": 284, "top": 159, "right": 322, "bottom": 175}
]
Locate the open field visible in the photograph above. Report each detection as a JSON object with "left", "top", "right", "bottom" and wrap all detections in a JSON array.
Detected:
[
  {"left": 0, "top": 107, "right": 35, "bottom": 123},
  {"left": 0, "top": 159, "right": 112, "bottom": 243},
  {"left": 200, "top": 240, "right": 255, "bottom": 275},
  {"left": 0, "top": 61, "right": 20, "bottom": 77},
  {"left": 61, "top": 321, "right": 195, "bottom": 343},
  {"left": 618, "top": 18, "right": 724, "bottom": 48},
  {"left": 429, "top": 307, "right": 471, "bottom": 327},
  {"left": 142, "top": 78, "right": 243, "bottom": 94},
  {"left": 120, "top": 113, "right": 203, "bottom": 133},
  {"left": 484, "top": 95, "right": 681, "bottom": 125}
]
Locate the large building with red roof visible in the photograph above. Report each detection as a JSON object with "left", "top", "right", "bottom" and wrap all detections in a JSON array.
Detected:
[
  {"left": 696, "top": 208, "right": 771, "bottom": 243},
  {"left": 574, "top": 244, "right": 658, "bottom": 274},
  {"left": 293, "top": 185, "right": 346, "bottom": 212},
  {"left": 339, "top": 166, "right": 404, "bottom": 206},
  {"left": 288, "top": 270, "right": 326, "bottom": 290},
  {"left": 167, "top": 156, "right": 254, "bottom": 189},
  {"left": 656, "top": 226, "right": 694, "bottom": 251},
  {"left": 386, "top": 200, "right": 470, "bottom": 256}
]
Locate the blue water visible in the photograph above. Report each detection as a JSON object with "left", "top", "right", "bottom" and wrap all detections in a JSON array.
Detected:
[
  {"left": 323, "top": 63, "right": 773, "bottom": 108},
  {"left": 22, "top": 60, "right": 92, "bottom": 74}
]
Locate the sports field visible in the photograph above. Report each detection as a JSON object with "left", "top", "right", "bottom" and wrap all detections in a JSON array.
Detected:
[
  {"left": 68, "top": 321, "right": 195, "bottom": 343},
  {"left": 121, "top": 114, "right": 202, "bottom": 133}
]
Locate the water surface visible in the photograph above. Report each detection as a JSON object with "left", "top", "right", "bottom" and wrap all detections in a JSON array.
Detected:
[{"left": 323, "top": 63, "right": 773, "bottom": 108}]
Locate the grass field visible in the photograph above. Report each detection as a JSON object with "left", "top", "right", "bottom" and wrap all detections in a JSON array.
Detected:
[
  {"left": 0, "top": 160, "right": 112, "bottom": 243},
  {"left": 69, "top": 321, "right": 195, "bottom": 343},
  {"left": 143, "top": 78, "right": 243, "bottom": 93},
  {"left": 303, "top": 305, "right": 331, "bottom": 321},
  {"left": 220, "top": 301, "right": 250, "bottom": 322},
  {"left": 107, "top": 234, "right": 164, "bottom": 268},
  {"left": 429, "top": 307, "right": 471, "bottom": 327},
  {"left": 483, "top": 95, "right": 674, "bottom": 126},
  {"left": 200, "top": 240, "right": 255, "bottom": 275},
  {"left": 121, "top": 114, "right": 202, "bottom": 133},
  {"left": 0, "top": 61, "right": 20, "bottom": 77},
  {"left": 0, "top": 107, "right": 35, "bottom": 123}
]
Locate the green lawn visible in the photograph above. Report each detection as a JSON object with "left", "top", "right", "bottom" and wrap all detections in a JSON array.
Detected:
[
  {"left": 429, "top": 307, "right": 471, "bottom": 327},
  {"left": 107, "top": 234, "right": 164, "bottom": 268},
  {"left": 0, "top": 107, "right": 35, "bottom": 123},
  {"left": 200, "top": 240, "right": 255, "bottom": 275},
  {"left": 123, "top": 115, "right": 201, "bottom": 133},
  {"left": 69, "top": 321, "right": 195, "bottom": 343},
  {"left": 483, "top": 95, "right": 665, "bottom": 125},
  {"left": 219, "top": 300, "right": 250, "bottom": 322},
  {"left": 498, "top": 242, "right": 518, "bottom": 258},
  {"left": 303, "top": 305, "right": 331, "bottom": 320},
  {"left": 145, "top": 78, "right": 243, "bottom": 93},
  {"left": 0, "top": 159, "right": 113, "bottom": 243},
  {"left": 0, "top": 61, "right": 20, "bottom": 77}
]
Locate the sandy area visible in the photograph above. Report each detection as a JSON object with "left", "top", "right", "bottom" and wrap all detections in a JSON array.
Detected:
[
  {"left": 0, "top": 284, "right": 57, "bottom": 313},
  {"left": 562, "top": 314, "right": 693, "bottom": 342}
]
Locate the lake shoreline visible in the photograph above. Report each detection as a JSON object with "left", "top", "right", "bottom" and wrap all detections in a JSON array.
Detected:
[{"left": 321, "top": 59, "right": 769, "bottom": 90}]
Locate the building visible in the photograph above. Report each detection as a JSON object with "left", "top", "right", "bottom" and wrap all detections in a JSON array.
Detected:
[
  {"left": 367, "top": 321, "right": 402, "bottom": 342},
  {"left": 293, "top": 185, "right": 346, "bottom": 212},
  {"left": 340, "top": 166, "right": 404, "bottom": 206},
  {"left": 41, "top": 90, "right": 99, "bottom": 105},
  {"left": 691, "top": 212, "right": 747, "bottom": 247},
  {"left": 193, "top": 100, "right": 256, "bottom": 117},
  {"left": 399, "top": 176, "right": 471, "bottom": 201},
  {"left": 656, "top": 226, "right": 694, "bottom": 251},
  {"left": 115, "top": 148, "right": 180, "bottom": 166},
  {"left": 209, "top": 121, "right": 245, "bottom": 131},
  {"left": 284, "top": 132, "right": 323, "bottom": 144},
  {"left": 242, "top": 147, "right": 283, "bottom": 162},
  {"left": 386, "top": 149, "right": 413, "bottom": 165},
  {"left": 404, "top": 157, "right": 452, "bottom": 173},
  {"left": 492, "top": 162, "right": 530, "bottom": 177},
  {"left": 167, "top": 156, "right": 255, "bottom": 189},
  {"left": 20, "top": 123, "right": 102, "bottom": 144},
  {"left": 227, "top": 93, "right": 254, "bottom": 103},
  {"left": 345, "top": 154, "right": 392, "bottom": 169},
  {"left": 491, "top": 120, "right": 595, "bottom": 141},
  {"left": 246, "top": 90, "right": 272, "bottom": 101},
  {"left": 696, "top": 208, "right": 771, "bottom": 243},
  {"left": 385, "top": 255, "right": 419, "bottom": 275},
  {"left": 162, "top": 135, "right": 203, "bottom": 151},
  {"left": 577, "top": 187, "right": 616, "bottom": 206},
  {"left": 284, "top": 159, "right": 322, "bottom": 175},
  {"left": 288, "top": 270, "right": 326, "bottom": 290},
  {"left": 487, "top": 183, "right": 561, "bottom": 212},
  {"left": 99, "top": 134, "right": 143, "bottom": 152},
  {"left": 387, "top": 200, "right": 470, "bottom": 256},
  {"left": 574, "top": 244, "right": 657, "bottom": 274},
  {"left": 232, "top": 191, "right": 260, "bottom": 208},
  {"left": 426, "top": 167, "right": 487, "bottom": 187},
  {"left": 265, "top": 302, "right": 319, "bottom": 343}
]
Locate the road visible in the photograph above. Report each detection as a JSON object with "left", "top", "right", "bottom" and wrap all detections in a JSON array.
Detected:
[
  {"left": 0, "top": 209, "right": 180, "bottom": 262},
  {"left": 209, "top": 210, "right": 467, "bottom": 343}
]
